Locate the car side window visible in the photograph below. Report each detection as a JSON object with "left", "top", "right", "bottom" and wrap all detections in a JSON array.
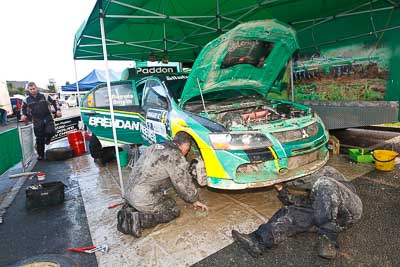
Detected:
[
  {"left": 142, "top": 80, "right": 168, "bottom": 110},
  {"left": 82, "top": 93, "right": 93, "bottom": 107},
  {"left": 135, "top": 82, "right": 145, "bottom": 105},
  {"left": 91, "top": 83, "right": 135, "bottom": 108}
]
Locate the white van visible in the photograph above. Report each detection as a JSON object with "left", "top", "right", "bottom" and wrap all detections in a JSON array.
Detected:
[
  {"left": 0, "top": 81, "right": 13, "bottom": 115},
  {"left": 66, "top": 95, "right": 77, "bottom": 107}
]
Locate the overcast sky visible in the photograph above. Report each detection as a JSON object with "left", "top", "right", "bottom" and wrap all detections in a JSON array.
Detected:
[{"left": 0, "top": 0, "right": 130, "bottom": 88}]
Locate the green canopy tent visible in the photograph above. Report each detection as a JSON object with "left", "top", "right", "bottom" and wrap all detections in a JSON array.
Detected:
[
  {"left": 74, "top": 0, "right": 400, "bottom": 62},
  {"left": 72, "top": 0, "right": 400, "bottom": 194}
]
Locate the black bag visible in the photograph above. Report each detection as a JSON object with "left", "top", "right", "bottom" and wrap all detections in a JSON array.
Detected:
[
  {"left": 117, "top": 203, "right": 141, "bottom": 237},
  {"left": 25, "top": 182, "right": 66, "bottom": 210}
]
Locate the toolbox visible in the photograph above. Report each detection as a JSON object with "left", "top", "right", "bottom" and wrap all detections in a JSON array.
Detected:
[{"left": 25, "top": 181, "right": 66, "bottom": 210}]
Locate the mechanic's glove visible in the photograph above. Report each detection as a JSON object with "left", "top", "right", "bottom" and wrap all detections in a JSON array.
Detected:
[{"left": 189, "top": 157, "right": 207, "bottom": 186}]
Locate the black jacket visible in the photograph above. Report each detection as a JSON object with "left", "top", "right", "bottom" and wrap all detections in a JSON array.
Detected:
[{"left": 22, "top": 93, "right": 59, "bottom": 120}]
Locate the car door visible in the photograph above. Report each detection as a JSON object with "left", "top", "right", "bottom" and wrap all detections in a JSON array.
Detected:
[
  {"left": 80, "top": 81, "right": 145, "bottom": 145},
  {"left": 141, "top": 78, "right": 171, "bottom": 144}
]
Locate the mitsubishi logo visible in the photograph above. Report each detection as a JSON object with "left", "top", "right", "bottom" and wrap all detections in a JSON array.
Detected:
[{"left": 301, "top": 129, "right": 309, "bottom": 139}]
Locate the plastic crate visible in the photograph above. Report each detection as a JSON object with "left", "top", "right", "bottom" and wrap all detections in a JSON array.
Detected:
[{"left": 348, "top": 148, "right": 373, "bottom": 163}]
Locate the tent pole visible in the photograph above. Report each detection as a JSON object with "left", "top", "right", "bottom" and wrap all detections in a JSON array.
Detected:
[
  {"left": 163, "top": 23, "right": 167, "bottom": 52},
  {"left": 290, "top": 59, "right": 295, "bottom": 102},
  {"left": 216, "top": 0, "right": 221, "bottom": 31},
  {"left": 73, "top": 60, "right": 87, "bottom": 152},
  {"left": 301, "top": 24, "right": 400, "bottom": 50},
  {"left": 291, "top": 4, "right": 391, "bottom": 25},
  {"left": 112, "top": 0, "right": 216, "bottom": 31},
  {"left": 73, "top": 60, "right": 82, "bottom": 111},
  {"left": 297, "top": 0, "right": 381, "bottom": 33},
  {"left": 99, "top": 7, "right": 125, "bottom": 196}
]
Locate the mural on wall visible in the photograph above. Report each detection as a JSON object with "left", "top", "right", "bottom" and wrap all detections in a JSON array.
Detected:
[
  {"left": 292, "top": 42, "right": 391, "bottom": 101},
  {"left": 267, "top": 41, "right": 392, "bottom": 101}
]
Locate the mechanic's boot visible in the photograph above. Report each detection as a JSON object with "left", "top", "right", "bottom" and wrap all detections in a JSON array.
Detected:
[
  {"left": 130, "top": 211, "right": 142, "bottom": 238},
  {"left": 232, "top": 230, "right": 263, "bottom": 258},
  {"left": 318, "top": 235, "right": 337, "bottom": 259},
  {"left": 117, "top": 205, "right": 141, "bottom": 238}
]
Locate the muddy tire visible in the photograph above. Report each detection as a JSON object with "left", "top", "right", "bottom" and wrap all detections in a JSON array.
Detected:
[
  {"left": 89, "top": 134, "right": 103, "bottom": 159},
  {"left": 9, "top": 254, "right": 78, "bottom": 267},
  {"left": 89, "top": 134, "right": 117, "bottom": 164},
  {"left": 46, "top": 147, "right": 74, "bottom": 161}
]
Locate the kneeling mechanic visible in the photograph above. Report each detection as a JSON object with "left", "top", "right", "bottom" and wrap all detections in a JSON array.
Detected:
[{"left": 120, "top": 132, "right": 208, "bottom": 237}]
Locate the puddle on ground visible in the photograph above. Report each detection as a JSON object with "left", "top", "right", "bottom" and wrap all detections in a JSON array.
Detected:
[
  {"left": 328, "top": 154, "right": 375, "bottom": 180},
  {"left": 68, "top": 152, "right": 375, "bottom": 266}
]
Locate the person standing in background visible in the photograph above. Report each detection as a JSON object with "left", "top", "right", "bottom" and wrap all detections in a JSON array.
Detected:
[
  {"left": 0, "top": 108, "right": 7, "bottom": 126},
  {"left": 21, "top": 82, "right": 61, "bottom": 160}
]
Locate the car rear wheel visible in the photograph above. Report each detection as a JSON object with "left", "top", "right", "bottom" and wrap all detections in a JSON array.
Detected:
[
  {"left": 89, "top": 134, "right": 103, "bottom": 159},
  {"left": 89, "top": 134, "right": 117, "bottom": 165}
]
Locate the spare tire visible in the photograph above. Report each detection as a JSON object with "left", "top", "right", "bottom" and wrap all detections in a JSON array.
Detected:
[
  {"left": 9, "top": 254, "right": 78, "bottom": 267},
  {"left": 46, "top": 147, "right": 74, "bottom": 161}
]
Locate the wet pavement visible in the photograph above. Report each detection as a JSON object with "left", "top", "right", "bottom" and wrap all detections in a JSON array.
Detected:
[
  {"left": 0, "top": 107, "right": 80, "bottom": 207},
  {"left": 0, "top": 155, "right": 96, "bottom": 266},
  {"left": 0, "top": 128, "right": 399, "bottom": 266},
  {"left": 93, "top": 152, "right": 375, "bottom": 266},
  {"left": 195, "top": 164, "right": 400, "bottom": 267}
]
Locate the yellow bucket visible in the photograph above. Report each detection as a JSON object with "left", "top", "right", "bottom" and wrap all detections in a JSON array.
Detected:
[{"left": 373, "top": 150, "right": 398, "bottom": 171}]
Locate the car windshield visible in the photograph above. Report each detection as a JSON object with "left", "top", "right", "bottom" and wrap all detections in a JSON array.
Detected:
[
  {"left": 164, "top": 75, "right": 188, "bottom": 102},
  {"left": 221, "top": 40, "right": 275, "bottom": 69}
]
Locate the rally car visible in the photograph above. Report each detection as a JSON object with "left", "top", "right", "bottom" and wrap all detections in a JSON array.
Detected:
[{"left": 80, "top": 19, "right": 329, "bottom": 190}]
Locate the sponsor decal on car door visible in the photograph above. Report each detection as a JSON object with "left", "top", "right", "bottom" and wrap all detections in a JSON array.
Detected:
[
  {"left": 144, "top": 108, "right": 169, "bottom": 143},
  {"left": 81, "top": 82, "right": 145, "bottom": 145},
  {"left": 141, "top": 79, "right": 171, "bottom": 144}
]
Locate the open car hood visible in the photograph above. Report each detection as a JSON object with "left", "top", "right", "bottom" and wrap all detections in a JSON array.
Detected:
[{"left": 180, "top": 20, "right": 299, "bottom": 106}]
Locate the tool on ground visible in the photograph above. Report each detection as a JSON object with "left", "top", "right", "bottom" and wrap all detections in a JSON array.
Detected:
[
  {"left": 68, "top": 244, "right": 109, "bottom": 254},
  {"left": 108, "top": 202, "right": 124, "bottom": 209},
  {"left": 9, "top": 172, "right": 39, "bottom": 179}
]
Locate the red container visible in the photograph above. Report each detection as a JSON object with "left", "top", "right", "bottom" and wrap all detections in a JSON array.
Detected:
[
  {"left": 67, "top": 131, "right": 86, "bottom": 156},
  {"left": 84, "top": 130, "right": 92, "bottom": 141}
]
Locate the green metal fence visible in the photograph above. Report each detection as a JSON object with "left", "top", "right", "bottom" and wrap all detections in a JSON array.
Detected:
[{"left": 0, "top": 127, "right": 22, "bottom": 175}]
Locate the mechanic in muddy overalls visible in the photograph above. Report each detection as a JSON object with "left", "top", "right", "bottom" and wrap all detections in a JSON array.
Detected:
[
  {"left": 232, "top": 166, "right": 363, "bottom": 259},
  {"left": 120, "top": 132, "right": 208, "bottom": 237}
]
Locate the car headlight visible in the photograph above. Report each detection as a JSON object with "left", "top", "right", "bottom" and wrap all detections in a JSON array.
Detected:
[{"left": 208, "top": 132, "right": 272, "bottom": 150}]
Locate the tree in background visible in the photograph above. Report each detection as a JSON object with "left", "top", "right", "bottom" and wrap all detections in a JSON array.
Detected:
[
  {"left": 47, "top": 84, "right": 56, "bottom": 93},
  {"left": 47, "top": 78, "right": 57, "bottom": 93}
]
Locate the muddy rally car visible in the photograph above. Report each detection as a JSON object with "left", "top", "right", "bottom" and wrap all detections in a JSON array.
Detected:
[{"left": 80, "top": 19, "right": 329, "bottom": 190}]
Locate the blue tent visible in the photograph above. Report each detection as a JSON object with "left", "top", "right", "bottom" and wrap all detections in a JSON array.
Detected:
[{"left": 61, "top": 69, "right": 122, "bottom": 92}]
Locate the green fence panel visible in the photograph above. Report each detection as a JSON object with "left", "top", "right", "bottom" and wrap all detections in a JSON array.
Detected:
[{"left": 0, "top": 127, "right": 22, "bottom": 175}]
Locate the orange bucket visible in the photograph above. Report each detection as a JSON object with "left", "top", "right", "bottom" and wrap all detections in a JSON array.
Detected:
[{"left": 372, "top": 150, "right": 398, "bottom": 172}]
